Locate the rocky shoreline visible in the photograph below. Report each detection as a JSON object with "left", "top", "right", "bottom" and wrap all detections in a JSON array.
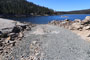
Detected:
[
  {"left": 0, "top": 17, "right": 90, "bottom": 60},
  {"left": 0, "top": 16, "right": 90, "bottom": 55},
  {"left": 49, "top": 16, "right": 90, "bottom": 41},
  {"left": 0, "top": 18, "right": 36, "bottom": 56}
]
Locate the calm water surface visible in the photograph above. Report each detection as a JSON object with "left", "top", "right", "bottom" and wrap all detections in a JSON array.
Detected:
[{"left": 9, "top": 14, "right": 90, "bottom": 24}]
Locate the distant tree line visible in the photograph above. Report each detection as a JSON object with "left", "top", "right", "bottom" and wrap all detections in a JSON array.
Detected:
[
  {"left": 0, "top": 0, "right": 54, "bottom": 17},
  {"left": 66, "top": 9, "right": 90, "bottom": 14},
  {"left": 55, "top": 9, "right": 90, "bottom": 15}
]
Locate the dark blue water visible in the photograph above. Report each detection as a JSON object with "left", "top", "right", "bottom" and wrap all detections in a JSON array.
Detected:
[{"left": 9, "top": 14, "right": 90, "bottom": 24}]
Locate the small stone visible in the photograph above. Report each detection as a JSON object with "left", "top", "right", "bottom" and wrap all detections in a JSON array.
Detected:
[
  {"left": 30, "top": 44, "right": 35, "bottom": 49},
  {"left": 12, "top": 42, "right": 16, "bottom": 46},
  {"left": 9, "top": 41, "right": 15, "bottom": 44},
  {"left": 26, "top": 26, "right": 31, "bottom": 31},
  {"left": 32, "top": 41, "right": 37, "bottom": 45}
]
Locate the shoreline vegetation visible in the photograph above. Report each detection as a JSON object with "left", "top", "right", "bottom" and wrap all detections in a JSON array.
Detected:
[{"left": 0, "top": 0, "right": 54, "bottom": 18}]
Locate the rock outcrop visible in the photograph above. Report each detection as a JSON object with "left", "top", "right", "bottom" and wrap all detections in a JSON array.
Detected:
[{"left": 82, "top": 16, "right": 90, "bottom": 25}]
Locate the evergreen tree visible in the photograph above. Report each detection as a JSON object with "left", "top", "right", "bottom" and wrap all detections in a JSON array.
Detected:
[{"left": 0, "top": 0, "right": 54, "bottom": 16}]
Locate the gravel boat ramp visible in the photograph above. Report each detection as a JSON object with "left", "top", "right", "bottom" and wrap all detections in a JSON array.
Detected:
[{"left": 1, "top": 25, "right": 90, "bottom": 60}]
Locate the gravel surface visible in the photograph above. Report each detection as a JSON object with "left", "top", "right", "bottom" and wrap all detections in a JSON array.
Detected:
[{"left": 2, "top": 25, "right": 90, "bottom": 60}]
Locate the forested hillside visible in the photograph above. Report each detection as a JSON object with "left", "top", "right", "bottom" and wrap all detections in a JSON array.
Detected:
[
  {"left": 0, "top": 0, "right": 54, "bottom": 17},
  {"left": 67, "top": 9, "right": 90, "bottom": 14}
]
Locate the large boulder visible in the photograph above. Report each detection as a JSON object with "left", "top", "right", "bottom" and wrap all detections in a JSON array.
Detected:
[
  {"left": 83, "top": 26, "right": 90, "bottom": 30},
  {"left": 70, "top": 23, "right": 83, "bottom": 30},
  {"left": 74, "top": 19, "right": 81, "bottom": 23},
  {"left": 82, "top": 16, "right": 90, "bottom": 25},
  {"left": 85, "top": 16, "right": 90, "bottom": 20}
]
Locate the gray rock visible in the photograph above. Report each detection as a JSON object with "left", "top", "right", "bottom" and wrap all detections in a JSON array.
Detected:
[
  {"left": 1, "top": 28, "right": 13, "bottom": 33},
  {"left": 85, "top": 16, "right": 90, "bottom": 20},
  {"left": 12, "top": 26, "right": 21, "bottom": 33},
  {"left": 82, "top": 16, "right": 90, "bottom": 25},
  {"left": 83, "top": 26, "right": 90, "bottom": 30},
  {"left": 1, "top": 32, "right": 8, "bottom": 38},
  {"left": 74, "top": 19, "right": 81, "bottom": 23},
  {"left": 8, "top": 33, "right": 15, "bottom": 36}
]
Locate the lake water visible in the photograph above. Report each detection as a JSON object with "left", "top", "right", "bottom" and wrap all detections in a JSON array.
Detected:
[{"left": 9, "top": 14, "right": 90, "bottom": 24}]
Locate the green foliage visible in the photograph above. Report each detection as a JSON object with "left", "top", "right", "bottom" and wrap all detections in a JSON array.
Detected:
[{"left": 0, "top": 0, "right": 54, "bottom": 16}]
